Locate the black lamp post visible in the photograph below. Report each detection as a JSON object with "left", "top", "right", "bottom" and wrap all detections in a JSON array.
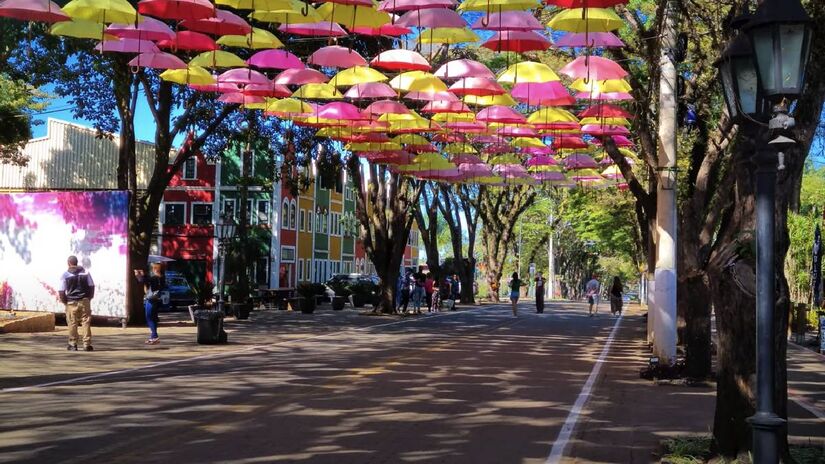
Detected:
[
  {"left": 716, "top": 1, "right": 812, "bottom": 462},
  {"left": 216, "top": 213, "right": 237, "bottom": 315}
]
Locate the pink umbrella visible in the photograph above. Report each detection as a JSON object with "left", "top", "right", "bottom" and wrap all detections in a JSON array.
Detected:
[
  {"left": 273, "top": 68, "right": 329, "bottom": 85},
  {"left": 532, "top": 171, "right": 566, "bottom": 181},
  {"left": 473, "top": 135, "right": 501, "bottom": 144},
  {"left": 345, "top": 82, "right": 398, "bottom": 99},
  {"left": 96, "top": 38, "right": 160, "bottom": 53},
  {"left": 575, "top": 91, "right": 633, "bottom": 101},
  {"left": 559, "top": 56, "right": 628, "bottom": 81},
  {"left": 494, "top": 164, "right": 529, "bottom": 178},
  {"left": 578, "top": 103, "right": 632, "bottom": 119},
  {"left": 521, "top": 146, "right": 555, "bottom": 155},
  {"left": 476, "top": 105, "right": 526, "bottom": 124},
  {"left": 218, "top": 68, "right": 270, "bottom": 86},
  {"left": 421, "top": 100, "right": 471, "bottom": 114},
  {"left": 511, "top": 81, "right": 574, "bottom": 106},
  {"left": 405, "top": 142, "right": 437, "bottom": 153},
  {"left": 371, "top": 50, "right": 430, "bottom": 72},
  {"left": 582, "top": 124, "right": 630, "bottom": 136},
  {"left": 248, "top": 49, "right": 304, "bottom": 70},
  {"left": 449, "top": 77, "right": 505, "bottom": 97},
  {"left": 181, "top": 9, "right": 251, "bottom": 36},
  {"left": 459, "top": 163, "right": 493, "bottom": 176},
  {"left": 279, "top": 22, "right": 347, "bottom": 37},
  {"left": 482, "top": 31, "right": 551, "bottom": 53},
  {"left": 137, "top": 0, "right": 214, "bottom": 21},
  {"left": 451, "top": 154, "right": 484, "bottom": 164},
  {"left": 308, "top": 46, "right": 367, "bottom": 68},
  {"left": 190, "top": 82, "right": 241, "bottom": 93},
  {"left": 533, "top": 122, "right": 580, "bottom": 131},
  {"left": 444, "top": 121, "right": 486, "bottom": 132},
  {"left": 128, "top": 52, "right": 187, "bottom": 70},
  {"left": 555, "top": 31, "right": 624, "bottom": 48},
  {"left": 108, "top": 17, "right": 175, "bottom": 42},
  {"left": 413, "top": 168, "right": 464, "bottom": 180},
  {"left": 0, "top": 0, "right": 68, "bottom": 23},
  {"left": 433, "top": 133, "right": 465, "bottom": 143},
  {"left": 435, "top": 59, "right": 494, "bottom": 80},
  {"left": 404, "top": 91, "right": 459, "bottom": 102},
  {"left": 351, "top": 23, "right": 411, "bottom": 36},
  {"left": 242, "top": 83, "right": 291, "bottom": 97},
  {"left": 317, "top": 102, "right": 367, "bottom": 120},
  {"left": 497, "top": 126, "right": 538, "bottom": 137},
  {"left": 363, "top": 151, "right": 415, "bottom": 164},
  {"left": 591, "top": 135, "right": 634, "bottom": 147},
  {"left": 377, "top": 0, "right": 455, "bottom": 12},
  {"left": 395, "top": 8, "right": 465, "bottom": 28},
  {"left": 525, "top": 155, "right": 558, "bottom": 167},
  {"left": 471, "top": 11, "right": 544, "bottom": 31},
  {"left": 563, "top": 154, "right": 598, "bottom": 169},
  {"left": 552, "top": 136, "right": 589, "bottom": 150},
  {"left": 482, "top": 143, "right": 511, "bottom": 154},
  {"left": 157, "top": 30, "right": 217, "bottom": 51},
  {"left": 364, "top": 100, "right": 410, "bottom": 116},
  {"left": 323, "top": 0, "right": 373, "bottom": 5},
  {"left": 218, "top": 92, "right": 264, "bottom": 104}
]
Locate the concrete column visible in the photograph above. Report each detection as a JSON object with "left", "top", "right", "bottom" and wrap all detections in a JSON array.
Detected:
[
  {"left": 547, "top": 215, "right": 555, "bottom": 300},
  {"left": 653, "top": 0, "right": 678, "bottom": 363}
]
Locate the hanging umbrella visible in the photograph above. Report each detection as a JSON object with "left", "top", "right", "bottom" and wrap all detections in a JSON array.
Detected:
[
  {"left": 563, "top": 154, "right": 598, "bottom": 169},
  {"left": 279, "top": 21, "right": 347, "bottom": 37},
  {"left": 418, "top": 27, "right": 479, "bottom": 45},
  {"left": 525, "top": 155, "right": 558, "bottom": 167},
  {"left": 552, "top": 136, "right": 589, "bottom": 149},
  {"left": 570, "top": 77, "right": 631, "bottom": 94},
  {"left": 181, "top": 9, "right": 251, "bottom": 36},
  {"left": 50, "top": 19, "right": 118, "bottom": 39},
  {"left": 512, "top": 137, "right": 546, "bottom": 148},
  {"left": 580, "top": 116, "right": 630, "bottom": 126},
  {"left": 435, "top": 59, "right": 494, "bottom": 80},
  {"left": 554, "top": 31, "right": 624, "bottom": 48},
  {"left": 157, "top": 31, "right": 217, "bottom": 51},
  {"left": 265, "top": 98, "right": 313, "bottom": 117},
  {"left": 389, "top": 71, "right": 447, "bottom": 92},
  {"left": 511, "top": 81, "right": 574, "bottom": 106},
  {"left": 345, "top": 82, "right": 398, "bottom": 99},
  {"left": 371, "top": 50, "right": 431, "bottom": 72},
  {"left": 242, "top": 82, "right": 291, "bottom": 97},
  {"left": 575, "top": 90, "right": 633, "bottom": 101},
  {"left": 250, "top": 5, "right": 323, "bottom": 23},
  {"left": 600, "top": 165, "right": 624, "bottom": 180},
  {"left": 217, "top": 68, "right": 271, "bottom": 86},
  {"left": 449, "top": 77, "right": 505, "bottom": 97},
  {"left": 591, "top": 135, "right": 634, "bottom": 147},
  {"left": 137, "top": 0, "right": 214, "bottom": 21},
  {"left": 471, "top": 10, "right": 544, "bottom": 31},
  {"left": 217, "top": 28, "right": 284, "bottom": 49},
  {"left": 128, "top": 52, "right": 188, "bottom": 70},
  {"left": 481, "top": 31, "right": 551, "bottom": 53},
  {"left": 547, "top": 8, "right": 624, "bottom": 33},
  {"left": 317, "top": 102, "right": 367, "bottom": 121},
  {"left": 462, "top": 93, "right": 517, "bottom": 107},
  {"left": 351, "top": 23, "right": 412, "bottom": 36},
  {"left": 317, "top": 3, "right": 390, "bottom": 29},
  {"left": 421, "top": 100, "right": 471, "bottom": 114},
  {"left": 293, "top": 83, "right": 344, "bottom": 100},
  {"left": 160, "top": 65, "right": 215, "bottom": 85},
  {"left": 546, "top": 0, "right": 628, "bottom": 7},
  {"left": 476, "top": 105, "right": 526, "bottom": 124},
  {"left": 377, "top": 0, "right": 455, "bottom": 12},
  {"left": 459, "top": 0, "right": 540, "bottom": 11},
  {"left": 107, "top": 17, "right": 175, "bottom": 42},
  {"left": 395, "top": 8, "right": 465, "bottom": 28},
  {"left": 451, "top": 154, "right": 484, "bottom": 164},
  {"left": 582, "top": 124, "right": 629, "bottom": 136},
  {"left": 406, "top": 90, "right": 459, "bottom": 102},
  {"left": 190, "top": 50, "right": 247, "bottom": 68},
  {"left": 329, "top": 66, "right": 388, "bottom": 87},
  {"left": 190, "top": 82, "right": 242, "bottom": 93},
  {"left": 308, "top": 46, "right": 366, "bottom": 68},
  {"left": 578, "top": 103, "right": 632, "bottom": 119},
  {"left": 560, "top": 56, "right": 628, "bottom": 81},
  {"left": 62, "top": 0, "right": 139, "bottom": 24},
  {"left": 496, "top": 125, "right": 537, "bottom": 137},
  {"left": 247, "top": 49, "right": 304, "bottom": 70},
  {"left": 364, "top": 100, "right": 410, "bottom": 117},
  {"left": 0, "top": 0, "right": 68, "bottom": 23},
  {"left": 95, "top": 38, "right": 160, "bottom": 53},
  {"left": 217, "top": 0, "right": 310, "bottom": 8},
  {"left": 273, "top": 67, "right": 328, "bottom": 85},
  {"left": 497, "top": 61, "right": 560, "bottom": 84},
  {"left": 532, "top": 171, "right": 566, "bottom": 182},
  {"left": 218, "top": 92, "right": 265, "bottom": 105}
]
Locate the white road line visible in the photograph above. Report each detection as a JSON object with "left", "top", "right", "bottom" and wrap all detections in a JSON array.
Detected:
[
  {"left": 546, "top": 314, "right": 623, "bottom": 464},
  {"left": 2, "top": 307, "right": 491, "bottom": 393}
]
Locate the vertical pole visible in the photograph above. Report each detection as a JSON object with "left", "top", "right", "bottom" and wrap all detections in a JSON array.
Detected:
[
  {"left": 548, "top": 214, "right": 555, "bottom": 300},
  {"left": 653, "top": 0, "right": 679, "bottom": 363},
  {"left": 748, "top": 146, "right": 784, "bottom": 464},
  {"left": 217, "top": 242, "right": 226, "bottom": 314}
]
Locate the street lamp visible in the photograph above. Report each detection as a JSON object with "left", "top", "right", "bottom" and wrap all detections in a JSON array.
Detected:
[
  {"left": 716, "top": 1, "right": 812, "bottom": 462},
  {"left": 216, "top": 213, "right": 237, "bottom": 315}
]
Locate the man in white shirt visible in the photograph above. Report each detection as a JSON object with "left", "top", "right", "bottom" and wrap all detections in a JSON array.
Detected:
[{"left": 585, "top": 274, "right": 600, "bottom": 317}]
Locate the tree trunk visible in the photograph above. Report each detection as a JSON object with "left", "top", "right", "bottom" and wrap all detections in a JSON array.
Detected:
[{"left": 681, "top": 273, "right": 712, "bottom": 378}]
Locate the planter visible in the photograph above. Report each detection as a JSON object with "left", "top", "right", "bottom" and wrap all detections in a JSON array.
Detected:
[
  {"left": 301, "top": 297, "right": 316, "bottom": 314},
  {"left": 351, "top": 294, "right": 365, "bottom": 308},
  {"left": 287, "top": 297, "right": 304, "bottom": 312},
  {"left": 331, "top": 296, "right": 347, "bottom": 311},
  {"left": 232, "top": 302, "right": 251, "bottom": 320}
]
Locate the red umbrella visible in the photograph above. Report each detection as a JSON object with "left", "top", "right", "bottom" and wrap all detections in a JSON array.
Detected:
[
  {"left": 157, "top": 31, "right": 217, "bottom": 51},
  {"left": 395, "top": 8, "right": 465, "bottom": 28},
  {"left": 308, "top": 46, "right": 367, "bottom": 68},
  {"left": 377, "top": 0, "right": 455, "bottom": 12},
  {"left": 279, "top": 21, "right": 347, "bottom": 37},
  {"left": 345, "top": 82, "right": 398, "bottom": 99},
  {"left": 181, "top": 9, "right": 251, "bottom": 36},
  {"left": 247, "top": 49, "right": 304, "bottom": 70},
  {"left": 559, "top": 56, "right": 628, "bottom": 81},
  {"left": 545, "top": 0, "right": 628, "bottom": 7},
  {"left": 434, "top": 59, "right": 494, "bottom": 80},
  {"left": 0, "top": 0, "right": 68, "bottom": 23},
  {"left": 578, "top": 103, "right": 632, "bottom": 119},
  {"left": 371, "top": 50, "right": 430, "bottom": 72},
  {"left": 471, "top": 10, "right": 544, "bottom": 31},
  {"left": 273, "top": 68, "right": 329, "bottom": 85},
  {"left": 351, "top": 23, "right": 411, "bottom": 36},
  {"left": 482, "top": 31, "right": 551, "bottom": 53},
  {"left": 128, "top": 52, "right": 187, "bottom": 70},
  {"left": 449, "top": 77, "right": 505, "bottom": 97},
  {"left": 107, "top": 16, "right": 175, "bottom": 41},
  {"left": 551, "top": 136, "right": 589, "bottom": 149},
  {"left": 137, "top": 0, "right": 214, "bottom": 21}
]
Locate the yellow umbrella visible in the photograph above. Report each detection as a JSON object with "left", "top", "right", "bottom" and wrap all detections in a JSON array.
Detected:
[
  {"left": 390, "top": 118, "right": 439, "bottom": 133},
  {"left": 329, "top": 66, "right": 388, "bottom": 87},
  {"left": 160, "top": 66, "right": 215, "bottom": 85},
  {"left": 463, "top": 94, "right": 518, "bottom": 107},
  {"left": 190, "top": 51, "right": 248, "bottom": 68},
  {"left": 292, "top": 83, "right": 343, "bottom": 100},
  {"left": 266, "top": 98, "right": 313, "bottom": 116},
  {"left": 389, "top": 71, "right": 447, "bottom": 92},
  {"left": 217, "top": 0, "right": 299, "bottom": 9},
  {"left": 250, "top": 7, "right": 322, "bottom": 23},
  {"left": 488, "top": 154, "right": 523, "bottom": 165},
  {"left": 458, "top": 0, "right": 541, "bottom": 12},
  {"left": 63, "top": 0, "right": 139, "bottom": 24},
  {"left": 527, "top": 108, "right": 579, "bottom": 125},
  {"left": 528, "top": 164, "right": 563, "bottom": 173},
  {"left": 50, "top": 20, "right": 117, "bottom": 40},
  {"left": 511, "top": 137, "right": 546, "bottom": 148},
  {"left": 243, "top": 101, "right": 269, "bottom": 110},
  {"left": 347, "top": 141, "right": 403, "bottom": 152},
  {"left": 570, "top": 78, "right": 631, "bottom": 94},
  {"left": 580, "top": 116, "right": 630, "bottom": 126},
  {"left": 547, "top": 8, "right": 624, "bottom": 33},
  {"left": 217, "top": 28, "right": 284, "bottom": 49},
  {"left": 419, "top": 28, "right": 479, "bottom": 44},
  {"left": 431, "top": 112, "right": 475, "bottom": 123},
  {"left": 317, "top": 3, "right": 390, "bottom": 29},
  {"left": 393, "top": 134, "right": 430, "bottom": 145},
  {"left": 396, "top": 153, "right": 455, "bottom": 171},
  {"left": 378, "top": 112, "right": 422, "bottom": 123},
  {"left": 443, "top": 143, "right": 477, "bottom": 154},
  {"left": 498, "top": 61, "right": 560, "bottom": 84}
]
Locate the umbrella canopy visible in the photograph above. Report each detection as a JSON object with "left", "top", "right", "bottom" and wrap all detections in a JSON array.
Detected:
[
  {"left": 554, "top": 31, "right": 624, "bottom": 48},
  {"left": 578, "top": 103, "right": 632, "bottom": 119},
  {"left": 532, "top": 171, "right": 566, "bottom": 181},
  {"left": 435, "top": 59, "right": 494, "bottom": 80},
  {"left": 546, "top": 0, "right": 628, "bottom": 8},
  {"left": 377, "top": 0, "right": 455, "bottom": 12},
  {"left": 95, "top": 38, "right": 160, "bottom": 53},
  {"left": 498, "top": 61, "right": 560, "bottom": 84},
  {"left": 308, "top": 46, "right": 367, "bottom": 68},
  {"left": 62, "top": 0, "right": 139, "bottom": 24},
  {"left": 560, "top": 56, "right": 628, "bottom": 81},
  {"left": 217, "top": 68, "right": 271, "bottom": 85},
  {"left": 511, "top": 81, "right": 574, "bottom": 106},
  {"left": 317, "top": 102, "right": 366, "bottom": 120},
  {"left": 293, "top": 83, "right": 344, "bottom": 99},
  {"left": 552, "top": 136, "right": 589, "bottom": 149},
  {"left": 525, "top": 155, "right": 558, "bottom": 167},
  {"left": 181, "top": 9, "right": 251, "bottom": 36},
  {"left": 547, "top": 8, "right": 624, "bottom": 33},
  {"left": 418, "top": 27, "right": 479, "bottom": 44},
  {"left": 371, "top": 50, "right": 430, "bottom": 72},
  {"left": 242, "top": 82, "right": 291, "bottom": 97},
  {"left": 190, "top": 50, "right": 247, "bottom": 68},
  {"left": 364, "top": 100, "right": 410, "bottom": 116},
  {"left": 157, "top": 30, "right": 217, "bottom": 51},
  {"left": 449, "top": 77, "right": 505, "bottom": 97},
  {"left": 247, "top": 49, "right": 304, "bottom": 70},
  {"left": 459, "top": 0, "right": 540, "bottom": 11},
  {"left": 265, "top": 98, "right": 313, "bottom": 117},
  {"left": 471, "top": 10, "right": 544, "bottom": 31},
  {"left": 50, "top": 19, "right": 117, "bottom": 39},
  {"left": 476, "top": 105, "right": 526, "bottom": 124},
  {"left": 570, "top": 77, "right": 631, "bottom": 94},
  {"left": 279, "top": 21, "right": 347, "bottom": 37},
  {"left": 0, "top": 0, "right": 68, "bottom": 23},
  {"left": 329, "top": 66, "right": 388, "bottom": 87},
  {"left": 389, "top": 71, "right": 447, "bottom": 92},
  {"left": 463, "top": 93, "right": 517, "bottom": 107},
  {"left": 345, "top": 82, "right": 398, "bottom": 99},
  {"left": 406, "top": 90, "right": 459, "bottom": 102},
  {"left": 274, "top": 67, "right": 328, "bottom": 84},
  {"left": 218, "top": 92, "right": 265, "bottom": 105},
  {"left": 250, "top": 8, "right": 324, "bottom": 24},
  {"left": 317, "top": 3, "right": 390, "bottom": 29},
  {"left": 395, "top": 8, "right": 465, "bottom": 28},
  {"left": 482, "top": 31, "right": 551, "bottom": 53},
  {"left": 217, "top": 28, "right": 284, "bottom": 49},
  {"left": 421, "top": 100, "right": 471, "bottom": 114},
  {"left": 351, "top": 23, "right": 412, "bottom": 36},
  {"left": 129, "top": 52, "right": 187, "bottom": 70},
  {"left": 137, "top": 0, "right": 214, "bottom": 21},
  {"left": 563, "top": 154, "right": 599, "bottom": 169},
  {"left": 107, "top": 17, "right": 175, "bottom": 41}
]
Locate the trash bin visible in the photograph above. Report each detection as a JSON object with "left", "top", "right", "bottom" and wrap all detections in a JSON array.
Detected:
[{"left": 194, "top": 310, "right": 227, "bottom": 345}]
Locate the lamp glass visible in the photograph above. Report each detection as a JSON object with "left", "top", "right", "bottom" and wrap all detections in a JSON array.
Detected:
[
  {"left": 752, "top": 27, "right": 776, "bottom": 92},
  {"left": 733, "top": 55, "right": 759, "bottom": 115},
  {"left": 720, "top": 62, "right": 739, "bottom": 120},
  {"left": 780, "top": 24, "right": 805, "bottom": 89}
]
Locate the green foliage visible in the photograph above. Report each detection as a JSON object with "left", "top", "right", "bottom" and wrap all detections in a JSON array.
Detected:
[
  {"left": 0, "top": 74, "right": 49, "bottom": 165},
  {"left": 661, "top": 436, "right": 713, "bottom": 464},
  {"left": 297, "top": 282, "right": 325, "bottom": 298},
  {"left": 786, "top": 167, "right": 825, "bottom": 303}
]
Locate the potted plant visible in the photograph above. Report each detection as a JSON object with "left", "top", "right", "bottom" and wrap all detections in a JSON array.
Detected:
[
  {"left": 296, "top": 283, "right": 317, "bottom": 314},
  {"left": 326, "top": 279, "right": 351, "bottom": 311}
]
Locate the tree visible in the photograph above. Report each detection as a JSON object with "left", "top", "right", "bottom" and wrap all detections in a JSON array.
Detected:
[
  {"left": 413, "top": 182, "right": 442, "bottom": 278},
  {"left": 0, "top": 74, "right": 48, "bottom": 166},
  {"left": 439, "top": 184, "right": 480, "bottom": 303}
]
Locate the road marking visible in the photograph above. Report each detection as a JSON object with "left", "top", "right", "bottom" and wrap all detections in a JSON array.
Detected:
[
  {"left": 2, "top": 307, "right": 495, "bottom": 393},
  {"left": 789, "top": 388, "right": 825, "bottom": 420},
  {"left": 545, "top": 314, "right": 623, "bottom": 464}
]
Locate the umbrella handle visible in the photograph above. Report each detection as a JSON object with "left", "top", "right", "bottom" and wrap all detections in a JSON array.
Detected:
[
  {"left": 131, "top": 65, "right": 141, "bottom": 75},
  {"left": 481, "top": 2, "right": 491, "bottom": 27},
  {"left": 301, "top": 1, "right": 309, "bottom": 16}
]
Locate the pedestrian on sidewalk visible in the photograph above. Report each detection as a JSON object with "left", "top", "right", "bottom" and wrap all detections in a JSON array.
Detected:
[
  {"left": 509, "top": 272, "right": 523, "bottom": 317},
  {"left": 134, "top": 262, "right": 167, "bottom": 345},
  {"left": 411, "top": 266, "right": 426, "bottom": 314},
  {"left": 397, "top": 269, "right": 412, "bottom": 313},
  {"left": 451, "top": 273, "right": 461, "bottom": 305},
  {"left": 424, "top": 273, "right": 435, "bottom": 312},
  {"left": 58, "top": 255, "right": 95, "bottom": 352},
  {"left": 535, "top": 271, "right": 546, "bottom": 314},
  {"left": 585, "top": 274, "right": 600, "bottom": 317},
  {"left": 610, "top": 276, "right": 623, "bottom": 316}
]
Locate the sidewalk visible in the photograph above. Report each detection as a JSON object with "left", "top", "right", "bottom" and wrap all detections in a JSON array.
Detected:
[{"left": 565, "top": 308, "right": 825, "bottom": 463}]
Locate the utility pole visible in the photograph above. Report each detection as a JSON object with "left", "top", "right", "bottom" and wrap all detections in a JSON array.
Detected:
[
  {"left": 547, "top": 214, "right": 555, "bottom": 300},
  {"left": 653, "top": 0, "right": 678, "bottom": 364}
]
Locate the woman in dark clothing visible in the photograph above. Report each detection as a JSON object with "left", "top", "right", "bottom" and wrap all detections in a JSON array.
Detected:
[
  {"left": 509, "top": 272, "right": 522, "bottom": 317},
  {"left": 134, "top": 262, "right": 167, "bottom": 345},
  {"left": 535, "top": 271, "right": 546, "bottom": 314},
  {"left": 609, "top": 276, "right": 623, "bottom": 316}
]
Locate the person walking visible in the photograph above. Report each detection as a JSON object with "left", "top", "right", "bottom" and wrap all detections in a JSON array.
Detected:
[
  {"left": 610, "top": 276, "right": 624, "bottom": 316},
  {"left": 535, "top": 271, "right": 546, "bottom": 314},
  {"left": 508, "top": 272, "right": 523, "bottom": 317},
  {"left": 451, "top": 273, "right": 461, "bottom": 304},
  {"left": 397, "top": 269, "right": 412, "bottom": 313},
  {"left": 411, "top": 267, "right": 426, "bottom": 314},
  {"left": 424, "top": 273, "right": 435, "bottom": 312},
  {"left": 58, "top": 255, "right": 95, "bottom": 351},
  {"left": 134, "top": 262, "right": 167, "bottom": 345},
  {"left": 585, "top": 274, "right": 600, "bottom": 317}
]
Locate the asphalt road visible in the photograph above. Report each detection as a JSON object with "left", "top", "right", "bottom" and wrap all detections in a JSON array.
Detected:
[{"left": 0, "top": 301, "right": 627, "bottom": 464}]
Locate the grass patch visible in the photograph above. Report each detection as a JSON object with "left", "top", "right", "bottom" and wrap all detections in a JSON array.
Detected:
[
  {"left": 662, "top": 436, "right": 825, "bottom": 463},
  {"left": 790, "top": 446, "right": 825, "bottom": 464}
]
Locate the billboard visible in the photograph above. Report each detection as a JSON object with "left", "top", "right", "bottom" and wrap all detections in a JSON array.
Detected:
[{"left": 0, "top": 191, "right": 129, "bottom": 319}]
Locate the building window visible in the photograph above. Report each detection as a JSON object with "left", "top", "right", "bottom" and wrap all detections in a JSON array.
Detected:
[
  {"left": 289, "top": 200, "right": 297, "bottom": 230},
  {"left": 182, "top": 157, "right": 196, "bottom": 180},
  {"left": 307, "top": 211, "right": 313, "bottom": 232},
  {"left": 281, "top": 246, "right": 295, "bottom": 263},
  {"left": 164, "top": 203, "right": 186, "bottom": 225},
  {"left": 254, "top": 257, "right": 269, "bottom": 285},
  {"left": 257, "top": 200, "right": 270, "bottom": 224},
  {"left": 299, "top": 209, "right": 305, "bottom": 231},
  {"left": 222, "top": 199, "right": 236, "bottom": 220},
  {"left": 191, "top": 203, "right": 213, "bottom": 226},
  {"left": 298, "top": 259, "right": 304, "bottom": 282},
  {"left": 281, "top": 199, "right": 289, "bottom": 227}
]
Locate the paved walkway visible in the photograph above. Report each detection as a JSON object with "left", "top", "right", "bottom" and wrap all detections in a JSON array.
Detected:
[{"left": 0, "top": 301, "right": 823, "bottom": 463}]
